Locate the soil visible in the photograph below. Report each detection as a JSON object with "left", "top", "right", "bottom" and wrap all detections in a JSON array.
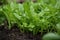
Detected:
[{"left": 0, "top": 24, "right": 43, "bottom": 40}]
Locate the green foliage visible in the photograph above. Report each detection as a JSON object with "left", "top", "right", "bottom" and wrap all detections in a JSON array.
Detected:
[
  {"left": 0, "top": 0, "right": 8, "bottom": 5},
  {"left": 56, "top": 23, "right": 60, "bottom": 34},
  {"left": 42, "top": 33, "right": 60, "bottom": 40},
  {"left": 0, "top": 6, "right": 5, "bottom": 25},
  {"left": 0, "top": 0, "right": 60, "bottom": 35}
]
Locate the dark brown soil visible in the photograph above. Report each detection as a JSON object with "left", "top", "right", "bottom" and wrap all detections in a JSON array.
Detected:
[{"left": 0, "top": 25, "right": 42, "bottom": 40}]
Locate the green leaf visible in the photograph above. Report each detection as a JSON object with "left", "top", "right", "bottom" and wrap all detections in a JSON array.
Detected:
[{"left": 42, "top": 33, "right": 60, "bottom": 40}]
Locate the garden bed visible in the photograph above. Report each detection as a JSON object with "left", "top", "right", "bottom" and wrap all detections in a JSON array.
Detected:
[{"left": 0, "top": 0, "right": 60, "bottom": 40}]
